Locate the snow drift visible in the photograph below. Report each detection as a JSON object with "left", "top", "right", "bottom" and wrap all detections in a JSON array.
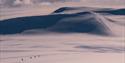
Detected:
[{"left": 0, "top": 7, "right": 124, "bottom": 36}]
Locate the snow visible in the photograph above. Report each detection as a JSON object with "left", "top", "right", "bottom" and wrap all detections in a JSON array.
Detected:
[
  {"left": 0, "top": 1, "right": 125, "bottom": 63},
  {"left": 0, "top": 34, "right": 125, "bottom": 63}
]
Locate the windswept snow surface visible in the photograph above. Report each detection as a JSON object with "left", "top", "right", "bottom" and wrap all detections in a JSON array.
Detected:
[
  {"left": 0, "top": 34, "right": 125, "bottom": 63},
  {"left": 0, "top": 6, "right": 125, "bottom": 63}
]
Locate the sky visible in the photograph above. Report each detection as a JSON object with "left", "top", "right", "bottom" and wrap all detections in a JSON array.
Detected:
[
  {"left": 0, "top": 0, "right": 125, "bottom": 7},
  {"left": 1, "top": 0, "right": 125, "bottom": 4}
]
